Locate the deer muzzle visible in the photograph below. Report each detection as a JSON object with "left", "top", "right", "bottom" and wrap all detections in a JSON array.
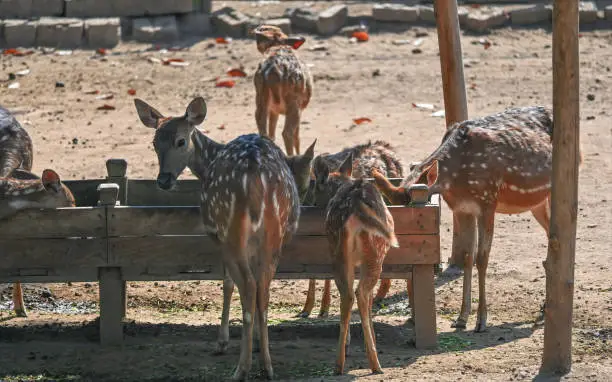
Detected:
[{"left": 157, "top": 172, "right": 176, "bottom": 191}]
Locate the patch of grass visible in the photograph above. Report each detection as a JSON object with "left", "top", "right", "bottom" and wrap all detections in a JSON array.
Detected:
[
  {"left": 1, "top": 374, "right": 83, "bottom": 382},
  {"left": 438, "top": 333, "right": 473, "bottom": 352}
]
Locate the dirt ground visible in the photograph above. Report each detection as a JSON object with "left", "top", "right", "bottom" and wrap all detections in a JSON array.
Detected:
[{"left": 0, "top": 2, "right": 611, "bottom": 381}]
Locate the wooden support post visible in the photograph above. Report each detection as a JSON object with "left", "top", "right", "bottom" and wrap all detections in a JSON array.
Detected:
[
  {"left": 105, "top": 159, "right": 128, "bottom": 319},
  {"left": 541, "top": 0, "right": 580, "bottom": 374},
  {"left": 99, "top": 267, "right": 124, "bottom": 346},
  {"left": 434, "top": 0, "right": 469, "bottom": 269},
  {"left": 412, "top": 264, "right": 437, "bottom": 349}
]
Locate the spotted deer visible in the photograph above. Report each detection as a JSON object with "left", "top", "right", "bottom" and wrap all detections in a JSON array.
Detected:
[
  {"left": 0, "top": 169, "right": 76, "bottom": 315},
  {"left": 372, "top": 106, "right": 582, "bottom": 332},
  {"left": 196, "top": 133, "right": 314, "bottom": 380},
  {"left": 0, "top": 106, "right": 35, "bottom": 317},
  {"left": 299, "top": 140, "right": 413, "bottom": 319},
  {"left": 252, "top": 24, "right": 313, "bottom": 156},
  {"left": 312, "top": 152, "right": 398, "bottom": 375},
  {"left": 134, "top": 97, "right": 315, "bottom": 372}
]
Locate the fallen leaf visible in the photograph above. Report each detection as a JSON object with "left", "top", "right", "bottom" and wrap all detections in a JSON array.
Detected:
[
  {"left": 218, "top": 125, "right": 226, "bottom": 130},
  {"left": 8, "top": 82, "right": 20, "bottom": 89},
  {"left": 3, "top": 48, "right": 34, "bottom": 56},
  {"left": 148, "top": 57, "right": 162, "bottom": 64},
  {"left": 84, "top": 90, "right": 100, "bottom": 95},
  {"left": 128, "top": 89, "right": 137, "bottom": 96},
  {"left": 353, "top": 117, "right": 372, "bottom": 125},
  {"left": 352, "top": 31, "right": 369, "bottom": 42},
  {"left": 55, "top": 50, "right": 73, "bottom": 56},
  {"left": 163, "top": 58, "right": 184, "bottom": 64},
  {"left": 97, "top": 104, "right": 116, "bottom": 111},
  {"left": 216, "top": 37, "right": 232, "bottom": 44},
  {"left": 216, "top": 80, "right": 236, "bottom": 88},
  {"left": 392, "top": 39, "right": 411, "bottom": 45},
  {"left": 95, "top": 94, "right": 114, "bottom": 100},
  {"left": 227, "top": 68, "right": 247, "bottom": 77},
  {"left": 168, "top": 61, "right": 190, "bottom": 67},
  {"left": 412, "top": 103, "right": 435, "bottom": 110},
  {"left": 96, "top": 48, "right": 108, "bottom": 55},
  {"left": 431, "top": 110, "right": 445, "bottom": 118},
  {"left": 413, "top": 38, "right": 424, "bottom": 46},
  {"left": 15, "top": 69, "right": 30, "bottom": 76}
]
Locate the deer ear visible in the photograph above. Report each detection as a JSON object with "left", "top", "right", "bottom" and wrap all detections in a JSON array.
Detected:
[
  {"left": 427, "top": 160, "right": 439, "bottom": 187},
  {"left": 314, "top": 157, "right": 330, "bottom": 187},
  {"left": 42, "top": 169, "right": 61, "bottom": 192},
  {"left": 339, "top": 152, "right": 353, "bottom": 177},
  {"left": 191, "top": 130, "right": 204, "bottom": 153},
  {"left": 185, "top": 97, "right": 207, "bottom": 126},
  {"left": 134, "top": 98, "right": 164, "bottom": 129},
  {"left": 285, "top": 36, "right": 305, "bottom": 50},
  {"left": 303, "top": 139, "right": 316, "bottom": 160}
]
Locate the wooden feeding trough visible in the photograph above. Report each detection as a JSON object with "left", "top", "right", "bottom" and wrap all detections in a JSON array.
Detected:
[{"left": 0, "top": 159, "right": 441, "bottom": 348}]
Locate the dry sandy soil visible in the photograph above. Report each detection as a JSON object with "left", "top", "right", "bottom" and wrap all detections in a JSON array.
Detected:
[{"left": 0, "top": 2, "right": 611, "bottom": 381}]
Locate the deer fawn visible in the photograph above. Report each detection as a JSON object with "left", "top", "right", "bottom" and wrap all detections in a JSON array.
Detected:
[
  {"left": 0, "top": 169, "right": 76, "bottom": 316},
  {"left": 372, "top": 106, "right": 581, "bottom": 332},
  {"left": 312, "top": 152, "right": 398, "bottom": 375},
  {"left": 252, "top": 24, "right": 313, "bottom": 156},
  {"left": 299, "top": 140, "right": 413, "bottom": 319}
]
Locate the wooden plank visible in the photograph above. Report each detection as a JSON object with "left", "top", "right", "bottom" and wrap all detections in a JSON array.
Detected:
[
  {"left": 63, "top": 179, "right": 107, "bottom": 207},
  {"left": 0, "top": 239, "right": 107, "bottom": 269},
  {"left": 126, "top": 178, "right": 407, "bottom": 207},
  {"left": 412, "top": 264, "right": 437, "bottom": 349},
  {"left": 108, "top": 235, "right": 439, "bottom": 267},
  {"left": 99, "top": 267, "right": 124, "bottom": 346},
  {"left": 107, "top": 205, "right": 440, "bottom": 237},
  {"left": 0, "top": 268, "right": 99, "bottom": 283},
  {"left": 542, "top": 0, "right": 580, "bottom": 374},
  {"left": 0, "top": 207, "right": 105, "bottom": 239}
]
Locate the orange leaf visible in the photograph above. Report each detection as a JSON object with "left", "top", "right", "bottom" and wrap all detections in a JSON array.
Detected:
[
  {"left": 483, "top": 41, "right": 492, "bottom": 49},
  {"left": 84, "top": 90, "right": 100, "bottom": 95},
  {"left": 128, "top": 89, "right": 137, "bottom": 96},
  {"left": 216, "top": 37, "right": 230, "bottom": 44},
  {"left": 216, "top": 80, "right": 236, "bottom": 88},
  {"left": 3, "top": 48, "right": 33, "bottom": 56},
  {"left": 218, "top": 125, "right": 226, "bottom": 130},
  {"left": 353, "top": 117, "right": 372, "bottom": 125},
  {"left": 162, "top": 58, "right": 185, "bottom": 65},
  {"left": 97, "top": 104, "right": 116, "bottom": 110},
  {"left": 352, "top": 31, "right": 369, "bottom": 42},
  {"left": 96, "top": 48, "right": 108, "bottom": 55},
  {"left": 227, "top": 68, "right": 247, "bottom": 77}
]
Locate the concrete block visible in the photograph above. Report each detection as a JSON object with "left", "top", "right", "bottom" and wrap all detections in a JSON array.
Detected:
[
  {"left": 285, "top": 7, "right": 317, "bottom": 33},
  {"left": 211, "top": 7, "right": 250, "bottom": 38},
  {"left": 579, "top": 1, "right": 599, "bottom": 24},
  {"left": 31, "top": 0, "right": 63, "bottom": 16},
  {"left": 373, "top": 4, "right": 419, "bottom": 23},
  {"left": 120, "top": 17, "right": 132, "bottom": 38},
  {"left": 0, "top": 20, "right": 4, "bottom": 47},
  {"left": 510, "top": 5, "right": 552, "bottom": 25},
  {"left": 3, "top": 20, "right": 37, "bottom": 48},
  {"left": 65, "top": 0, "right": 114, "bottom": 17},
  {"left": 85, "top": 18, "right": 120, "bottom": 48},
  {"left": 117, "top": 0, "right": 193, "bottom": 17},
  {"left": 458, "top": 7, "right": 469, "bottom": 26},
  {"left": 265, "top": 18, "right": 292, "bottom": 35},
  {"left": 36, "top": 17, "right": 84, "bottom": 48},
  {"left": 132, "top": 16, "right": 179, "bottom": 43},
  {"left": 177, "top": 13, "right": 211, "bottom": 36},
  {"left": 0, "top": 0, "right": 32, "bottom": 18},
  {"left": 192, "top": 0, "right": 212, "bottom": 14},
  {"left": 464, "top": 11, "right": 508, "bottom": 32},
  {"left": 606, "top": 5, "right": 612, "bottom": 21},
  {"left": 317, "top": 4, "right": 348, "bottom": 36},
  {"left": 418, "top": 6, "right": 436, "bottom": 24}
]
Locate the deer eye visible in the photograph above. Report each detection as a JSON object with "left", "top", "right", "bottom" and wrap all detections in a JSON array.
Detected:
[{"left": 177, "top": 139, "right": 186, "bottom": 148}]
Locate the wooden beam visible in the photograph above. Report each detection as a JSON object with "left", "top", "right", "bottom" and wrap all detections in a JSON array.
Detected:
[
  {"left": 541, "top": 0, "right": 580, "bottom": 374},
  {"left": 412, "top": 264, "right": 437, "bottom": 349},
  {"left": 434, "top": 0, "right": 470, "bottom": 268}
]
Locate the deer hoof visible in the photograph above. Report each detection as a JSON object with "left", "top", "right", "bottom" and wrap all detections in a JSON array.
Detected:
[
  {"left": 451, "top": 318, "right": 467, "bottom": 329},
  {"left": 14, "top": 309, "right": 27, "bottom": 318},
  {"left": 231, "top": 366, "right": 248, "bottom": 381},
  {"left": 474, "top": 321, "right": 488, "bottom": 333},
  {"left": 264, "top": 366, "right": 274, "bottom": 380},
  {"left": 334, "top": 365, "right": 345, "bottom": 375},
  {"left": 317, "top": 310, "right": 329, "bottom": 319},
  {"left": 213, "top": 341, "right": 228, "bottom": 355},
  {"left": 372, "top": 368, "right": 384, "bottom": 375},
  {"left": 296, "top": 311, "right": 310, "bottom": 318}
]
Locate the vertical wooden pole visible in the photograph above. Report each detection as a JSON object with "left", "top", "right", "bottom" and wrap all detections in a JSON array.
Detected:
[
  {"left": 541, "top": 0, "right": 580, "bottom": 374},
  {"left": 434, "top": 0, "right": 469, "bottom": 268},
  {"left": 106, "top": 159, "right": 128, "bottom": 319}
]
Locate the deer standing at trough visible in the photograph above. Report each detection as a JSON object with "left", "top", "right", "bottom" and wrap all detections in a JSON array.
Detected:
[
  {"left": 372, "top": 106, "right": 580, "bottom": 332},
  {"left": 134, "top": 98, "right": 315, "bottom": 376},
  {"left": 252, "top": 24, "right": 313, "bottom": 156},
  {"left": 299, "top": 140, "right": 413, "bottom": 319},
  {"left": 312, "top": 152, "right": 398, "bottom": 375}
]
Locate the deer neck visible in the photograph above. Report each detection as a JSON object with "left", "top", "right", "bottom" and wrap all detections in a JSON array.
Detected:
[
  {"left": 189, "top": 128, "right": 225, "bottom": 180},
  {"left": 0, "top": 180, "right": 47, "bottom": 220}
]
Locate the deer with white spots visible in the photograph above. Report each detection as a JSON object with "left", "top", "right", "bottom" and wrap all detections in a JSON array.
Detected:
[
  {"left": 311, "top": 152, "right": 398, "bottom": 375},
  {"left": 134, "top": 97, "right": 315, "bottom": 380},
  {"left": 372, "top": 106, "right": 581, "bottom": 332},
  {"left": 299, "top": 140, "right": 413, "bottom": 319},
  {"left": 252, "top": 24, "right": 313, "bottom": 156}
]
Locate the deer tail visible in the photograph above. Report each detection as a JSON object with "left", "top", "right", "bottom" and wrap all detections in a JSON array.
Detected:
[{"left": 371, "top": 169, "right": 408, "bottom": 205}]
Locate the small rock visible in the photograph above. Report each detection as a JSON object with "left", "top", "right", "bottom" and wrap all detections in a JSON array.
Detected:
[
  {"left": 72, "top": 137, "right": 79, "bottom": 145},
  {"left": 586, "top": 116, "right": 595, "bottom": 120},
  {"left": 41, "top": 290, "right": 52, "bottom": 298},
  {"left": 55, "top": 81, "right": 65, "bottom": 88},
  {"left": 211, "top": 7, "right": 250, "bottom": 38},
  {"left": 412, "top": 48, "right": 422, "bottom": 54},
  {"left": 587, "top": 94, "right": 595, "bottom": 101},
  {"left": 372, "top": 69, "right": 381, "bottom": 77}
]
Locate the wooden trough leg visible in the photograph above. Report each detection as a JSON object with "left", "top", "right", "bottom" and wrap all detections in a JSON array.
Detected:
[
  {"left": 99, "top": 267, "right": 124, "bottom": 346},
  {"left": 412, "top": 264, "right": 437, "bottom": 349}
]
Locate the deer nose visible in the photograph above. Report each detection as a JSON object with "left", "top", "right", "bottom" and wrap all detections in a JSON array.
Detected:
[{"left": 157, "top": 173, "right": 175, "bottom": 190}]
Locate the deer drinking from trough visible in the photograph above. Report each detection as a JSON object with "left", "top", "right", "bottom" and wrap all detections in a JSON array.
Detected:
[
  {"left": 134, "top": 97, "right": 316, "bottom": 372},
  {"left": 372, "top": 106, "right": 580, "bottom": 332},
  {"left": 298, "top": 140, "right": 413, "bottom": 319},
  {"left": 252, "top": 24, "right": 313, "bottom": 156},
  {"left": 311, "top": 152, "right": 398, "bottom": 375}
]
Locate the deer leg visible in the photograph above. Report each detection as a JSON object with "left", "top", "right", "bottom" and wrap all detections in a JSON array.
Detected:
[
  {"left": 333, "top": 259, "right": 355, "bottom": 375},
  {"left": 373, "top": 279, "right": 391, "bottom": 304},
  {"left": 531, "top": 196, "right": 551, "bottom": 322},
  {"left": 12, "top": 282, "right": 27, "bottom": 317},
  {"left": 318, "top": 279, "right": 331, "bottom": 318},
  {"left": 475, "top": 207, "right": 496, "bottom": 333},
  {"left": 297, "top": 279, "right": 316, "bottom": 318},
  {"left": 447, "top": 212, "right": 466, "bottom": 273},
  {"left": 255, "top": 90, "right": 269, "bottom": 138},
  {"left": 215, "top": 267, "right": 234, "bottom": 355},
  {"left": 451, "top": 213, "right": 477, "bottom": 329},
  {"left": 256, "top": 265, "right": 275, "bottom": 380},
  {"left": 281, "top": 102, "right": 299, "bottom": 156},
  {"left": 268, "top": 112, "right": 279, "bottom": 142},
  {"left": 293, "top": 114, "right": 301, "bottom": 155},
  {"left": 357, "top": 253, "right": 384, "bottom": 374}
]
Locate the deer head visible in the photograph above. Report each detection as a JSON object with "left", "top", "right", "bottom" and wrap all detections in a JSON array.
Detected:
[
  {"left": 285, "top": 139, "right": 317, "bottom": 202},
  {"left": 251, "top": 24, "right": 306, "bottom": 54},
  {"left": 371, "top": 160, "right": 439, "bottom": 205},
  {"left": 134, "top": 97, "right": 207, "bottom": 190},
  {"left": 312, "top": 152, "right": 354, "bottom": 209}
]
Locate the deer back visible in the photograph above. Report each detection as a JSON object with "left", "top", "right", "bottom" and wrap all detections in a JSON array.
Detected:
[{"left": 0, "top": 106, "right": 33, "bottom": 176}]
